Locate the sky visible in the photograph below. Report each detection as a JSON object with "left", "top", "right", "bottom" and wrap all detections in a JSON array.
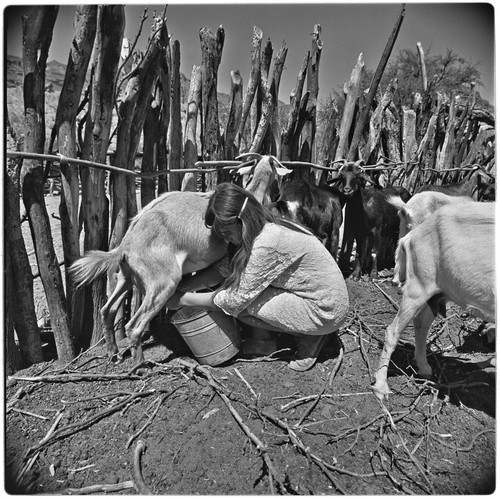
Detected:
[{"left": 3, "top": 2, "right": 496, "bottom": 106}]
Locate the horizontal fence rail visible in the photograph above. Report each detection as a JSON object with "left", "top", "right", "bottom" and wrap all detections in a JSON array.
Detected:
[{"left": 6, "top": 150, "right": 493, "bottom": 179}]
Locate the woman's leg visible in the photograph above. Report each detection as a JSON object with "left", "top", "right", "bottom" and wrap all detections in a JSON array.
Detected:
[
  {"left": 237, "top": 312, "right": 281, "bottom": 356},
  {"left": 237, "top": 309, "right": 332, "bottom": 370}
]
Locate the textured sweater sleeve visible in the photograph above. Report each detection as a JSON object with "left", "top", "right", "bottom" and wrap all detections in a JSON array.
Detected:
[{"left": 213, "top": 238, "right": 300, "bottom": 317}]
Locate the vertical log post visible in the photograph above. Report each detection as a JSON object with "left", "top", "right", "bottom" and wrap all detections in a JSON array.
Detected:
[
  {"left": 413, "top": 92, "right": 444, "bottom": 188},
  {"left": 21, "top": 6, "right": 76, "bottom": 362},
  {"left": 250, "top": 42, "right": 287, "bottom": 155},
  {"left": 200, "top": 25, "right": 225, "bottom": 188},
  {"left": 6, "top": 120, "right": 44, "bottom": 369},
  {"left": 54, "top": 5, "right": 97, "bottom": 345},
  {"left": 111, "top": 15, "right": 169, "bottom": 252},
  {"left": 168, "top": 40, "right": 183, "bottom": 191},
  {"left": 299, "top": 24, "right": 322, "bottom": 167},
  {"left": 366, "top": 78, "right": 397, "bottom": 162},
  {"left": 436, "top": 91, "right": 457, "bottom": 171},
  {"left": 141, "top": 85, "right": 160, "bottom": 207},
  {"left": 268, "top": 42, "right": 288, "bottom": 157},
  {"left": 347, "top": 4, "right": 406, "bottom": 161},
  {"left": 182, "top": 65, "right": 202, "bottom": 191},
  {"left": 281, "top": 53, "right": 310, "bottom": 161},
  {"left": 416, "top": 41, "right": 428, "bottom": 93},
  {"left": 237, "top": 26, "right": 262, "bottom": 152},
  {"left": 317, "top": 97, "right": 339, "bottom": 184},
  {"left": 81, "top": 5, "right": 124, "bottom": 347},
  {"left": 157, "top": 46, "right": 171, "bottom": 195},
  {"left": 334, "top": 53, "right": 364, "bottom": 161},
  {"left": 251, "top": 38, "right": 273, "bottom": 141},
  {"left": 224, "top": 70, "right": 243, "bottom": 160}
]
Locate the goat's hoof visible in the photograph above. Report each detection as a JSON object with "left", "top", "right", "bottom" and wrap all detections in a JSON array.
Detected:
[
  {"left": 128, "top": 362, "right": 152, "bottom": 377},
  {"left": 108, "top": 351, "right": 124, "bottom": 364},
  {"left": 371, "top": 382, "right": 391, "bottom": 401}
]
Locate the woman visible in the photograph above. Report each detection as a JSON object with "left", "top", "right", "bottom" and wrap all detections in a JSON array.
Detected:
[{"left": 167, "top": 182, "right": 349, "bottom": 371}]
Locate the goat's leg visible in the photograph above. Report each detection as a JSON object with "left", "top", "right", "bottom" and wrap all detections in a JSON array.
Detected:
[
  {"left": 125, "top": 278, "right": 180, "bottom": 371},
  {"left": 329, "top": 228, "right": 339, "bottom": 261},
  {"left": 350, "top": 234, "right": 366, "bottom": 280},
  {"left": 372, "top": 294, "right": 425, "bottom": 400},
  {"left": 412, "top": 304, "right": 436, "bottom": 378},
  {"left": 100, "top": 271, "right": 132, "bottom": 360},
  {"left": 339, "top": 229, "right": 354, "bottom": 272},
  {"left": 369, "top": 229, "right": 381, "bottom": 280}
]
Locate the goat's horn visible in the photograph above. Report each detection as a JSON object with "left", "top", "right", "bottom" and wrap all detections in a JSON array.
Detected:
[
  {"left": 236, "top": 153, "right": 262, "bottom": 161},
  {"left": 337, "top": 159, "right": 348, "bottom": 172}
]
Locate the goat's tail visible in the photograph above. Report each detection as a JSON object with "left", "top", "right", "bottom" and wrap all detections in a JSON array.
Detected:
[
  {"left": 70, "top": 249, "right": 122, "bottom": 288},
  {"left": 387, "top": 195, "right": 406, "bottom": 210}
]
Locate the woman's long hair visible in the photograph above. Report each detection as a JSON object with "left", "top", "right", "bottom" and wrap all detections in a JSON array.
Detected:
[{"left": 205, "top": 182, "right": 275, "bottom": 290}]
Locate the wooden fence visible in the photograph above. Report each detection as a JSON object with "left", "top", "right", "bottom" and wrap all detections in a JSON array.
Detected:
[{"left": 5, "top": 4, "right": 495, "bottom": 373}]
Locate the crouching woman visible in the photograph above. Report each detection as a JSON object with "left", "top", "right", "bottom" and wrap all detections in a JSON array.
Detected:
[{"left": 167, "top": 183, "right": 349, "bottom": 371}]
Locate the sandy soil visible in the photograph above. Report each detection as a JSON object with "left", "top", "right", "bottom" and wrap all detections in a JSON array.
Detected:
[{"left": 6, "top": 193, "right": 495, "bottom": 495}]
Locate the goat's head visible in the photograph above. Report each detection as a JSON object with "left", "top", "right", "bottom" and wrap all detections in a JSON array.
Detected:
[
  {"left": 234, "top": 154, "right": 291, "bottom": 204},
  {"left": 336, "top": 160, "right": 370, "bottom": 198}
]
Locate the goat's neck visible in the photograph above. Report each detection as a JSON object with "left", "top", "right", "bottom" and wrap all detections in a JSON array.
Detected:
[{"left": 247, "top": 175, "right": 272, "bottom": 204}]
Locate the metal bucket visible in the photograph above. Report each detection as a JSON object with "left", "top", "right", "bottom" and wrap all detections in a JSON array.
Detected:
[{"left": 171, "top": 307, "right": 241, "bottom": 366}]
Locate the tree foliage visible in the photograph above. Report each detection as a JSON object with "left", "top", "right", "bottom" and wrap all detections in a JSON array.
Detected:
[{"left": 381, "top": 47, "right": 488, "bottom": 109}]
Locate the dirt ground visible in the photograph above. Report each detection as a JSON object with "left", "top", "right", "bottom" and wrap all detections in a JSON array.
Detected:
[{"left": 5, "top": 194, "right": 496, "bottom": 495}]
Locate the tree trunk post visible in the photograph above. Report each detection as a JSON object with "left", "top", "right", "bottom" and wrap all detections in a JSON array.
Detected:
[
  {"left": 200, "top": 25, "right": 225, "bottom": 188},
  {"left": 54, "top": 5, "right": 97, "bottom": 345},
  {"left": 299, "top": 24, "right": 322, "bottom": 167},
  {"left": 168, "top": 39, "right": 183, "bottom": 191},
  {"left": 237, "top": 26, "right": 262, "bottom": 152},
  {"left": 141, "top": 89, "right": 160, "bottom": 207},
  {"left": 157, "top": 50, "right": 171, "bottom": 195},
  {"left": 21, "top": 6, "right": 76, "bottom": 363},
  {"left": 110, "top": 15, "right": 168, "bottom": 252},
  {"left": 416, "top": 41, "right": 428, "bottom": 92},
  {"left": 182, "top": 65, "right": 202, "bottom": 191},
  {"left": 436, "top": 92, "right": 457, "bottom": 171},
  {"left": 267, "top": 42, "right": 288, "bottom": 158},
  {"left": 347, "top": 4, "right": 405, "bottom": 161},
  {"left": 81, "top": 5, "right": 124, "bottom": 347},
  {"left": 366, "top": 78, "right": 397, "bottom": 162},
  {"left": 224, "top": 70, "right": 243, "bottom": 160},
  {"left": 281, "top": 53, "right": 309, "bottom": 161},
  {"left": 334, "top": 53, "right": 364, "bottom": 162},
  {"left": 6, "top": 120, "right": 44, "bottom": 369}
]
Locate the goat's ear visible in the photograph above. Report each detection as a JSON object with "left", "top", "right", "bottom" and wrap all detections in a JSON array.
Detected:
[
  {"left": 329, "top": 170, "right": 341, "bottom": 181},
  {"left": 237, "top": 165, "right": 255, "bottom": 176},
  {"left": 377, "top": 173, "right": 388, "bottom": 188},
  {"left": 360, "top": 172, "right": 373, "bottom": 185},
  {"left": 475, "top": 168, "right": 491, "bottom": 180},
  {"left": 268, "top": 156, "right": 292, "bottom": 176}
]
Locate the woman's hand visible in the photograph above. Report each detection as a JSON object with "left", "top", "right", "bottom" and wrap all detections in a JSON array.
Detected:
[
  {"left": 167, "top": 290, "right": 218, "bottom": 311},
  {"left": 166, "top": 291, "right": 185, "bottom": 310}
]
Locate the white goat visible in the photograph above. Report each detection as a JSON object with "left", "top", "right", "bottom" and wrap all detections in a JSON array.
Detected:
[
  {"left": 372, "top": 202, "right": 495, "bottom": 400},
  {"left": 388, "top": 191, "right": 475, "bottom": 240},
  {"left": 388, "top": 192, "right": 476, "bottom": 287},
  {"left": 70, "top": 155, "right": 291, "bottom": 369}
]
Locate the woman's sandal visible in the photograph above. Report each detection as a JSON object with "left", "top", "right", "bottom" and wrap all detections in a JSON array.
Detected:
[{"left": 289, "top": 335, "right": 328, "bottom": 371}]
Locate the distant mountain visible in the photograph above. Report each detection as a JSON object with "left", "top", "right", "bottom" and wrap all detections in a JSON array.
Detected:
[{"left": 7, "top": 55, "right": 67, "bottom": 138}]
